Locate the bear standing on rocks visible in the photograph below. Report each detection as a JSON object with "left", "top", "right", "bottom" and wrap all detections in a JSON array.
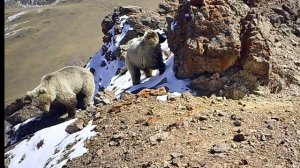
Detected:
[
  {"left": 26, "top": 66, "right": 95, "bottom": 118},
  {"left": 125, "top": 29, "right": 166, "bottom": 85}
]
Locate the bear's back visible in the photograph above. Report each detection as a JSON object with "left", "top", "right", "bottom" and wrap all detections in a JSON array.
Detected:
[{"left": 41, "top": 66, "right": 93, "bottom": 93}]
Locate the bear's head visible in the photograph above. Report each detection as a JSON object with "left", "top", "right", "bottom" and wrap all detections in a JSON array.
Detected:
[
  {"left": 143, "top": 29, "right": 159, "bottom": 46},
  {"left": 27, "top": 87, "right": 52, "bottom": 112}
]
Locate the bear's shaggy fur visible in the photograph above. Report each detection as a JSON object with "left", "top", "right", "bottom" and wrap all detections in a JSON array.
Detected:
[
  {"left": 125, "top": 29, "right": 166, "bottom": 85},
  {"left": 26, "top": 66, "right": 95, "bottom": 118}
]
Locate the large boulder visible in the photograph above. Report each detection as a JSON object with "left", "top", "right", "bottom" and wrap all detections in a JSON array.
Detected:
[
  {"left": 167, "top": 0, "right": 288, "bottom": 99},
  {"left": 168, "top": 0, "right": 248, "bottom": 79}
]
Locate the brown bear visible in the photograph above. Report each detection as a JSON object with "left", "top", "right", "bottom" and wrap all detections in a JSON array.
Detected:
[
  {"left": 125, "top": 29, "right": 166, "bottom": 85},
  {"left": 26, "top": 66, "right": 95, "bottom": 118}
]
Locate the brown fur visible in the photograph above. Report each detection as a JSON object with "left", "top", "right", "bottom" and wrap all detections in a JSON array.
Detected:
[
  {"left": 125, "top": 29, "right": 166, "bottom": 85},
  {"left": 27, "top": 66, "right": 95, "bottom": 118}
]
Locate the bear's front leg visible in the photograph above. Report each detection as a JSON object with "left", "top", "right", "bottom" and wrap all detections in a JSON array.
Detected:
[
  {"left": 64, "top": 94, "right": 78, "bottom": 118},
  {"left": 128, "top": 65, "right": 141, "bottom": 85},
  {"left": 158, "top": 62, "right": 166, "bottom": 75}
]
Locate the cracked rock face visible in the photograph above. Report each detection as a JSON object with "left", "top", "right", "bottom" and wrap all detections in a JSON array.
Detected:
[
  {"left": 167, "top": 0, "right": 297, "bottom": 99},
  {"left": 240, "top": 9, "right": 272, "bottom": 83},
  {"left": 168, "top": 0, "right": 245, "bottom": 78}
]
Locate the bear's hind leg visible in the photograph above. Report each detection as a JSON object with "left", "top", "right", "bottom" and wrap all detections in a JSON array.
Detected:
[
  {"left": 80, "top": 79, "right": 95, "bottom": 109},
  {"left": 158, "top": 62, "right": 166, "bottom": 75},
  {"left": 143, "top": 69, "right": 153, "bottom": 78},
  {"left": 63, "top": 92, "right": 78, "bottom": 118},
  {"left": 82, "top": 91, "right": 94, "bottom": 109}
]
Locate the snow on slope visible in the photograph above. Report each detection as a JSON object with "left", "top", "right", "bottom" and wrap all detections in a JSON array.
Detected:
[
  {"left": 6, "top": 119, "right": 98, "bottom": 168},
  {"left": 86, "top": 15, "right": 193, "bottom": 98},
  {"left": 5, "top": 0, "right": 60, "bottom": 8},
  {"left": 7, "top": 11, "right": 27, "bottom": 22}
]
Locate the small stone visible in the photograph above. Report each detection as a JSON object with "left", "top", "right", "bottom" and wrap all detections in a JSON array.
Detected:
[
  {"left": 217, "top": 111, "right": 226, "bottom": 117},
  {"left": 233, "top": 133, "right": 246, "bottom": 142},
  {"left": 209, "top": 144, "right": 230, "bottom": 154},
  {"left": 260, "top": 134, "right": 266, "bottom": 141},
  {"left": 65, "top": 120, "right": 85, "bottom": 134},
  {"left": 166, "top": 122, "right": 183, "bottom": 131},
  {"left": 195, "top": 115, "right": 208, "bottom": 121},
  {"left": 271, "top": 116, "right": 280, "bottom": 121},
  {"left": 170, "top": 152, "right": 183, "bottom": 158},
  {"left": 171, "top": 158, "right": 181, "bottom": 167},
  {"left": 186, "top": 104, "right": 194, "bottom": 111},
  {"left": 233, "top": 121, "right": 242, "bottom": 127},
  {"left": 239, "top": 159, "right": 248, "bottom": 165},
  {"left": 207, "top": 125, "right": 213, "bottom": 128},
  {"left": 135, "top": 118, "right": 145, "bottom": 124},
  {"left": 36, "top": 140, "right": 44, "bottom": 149},
  {"left": 267, "top": 124, "right": 274, "bottom": 130},
  {"left": 231, "top": 143, "right": 238, "bottom": 149},
  {"left": 149, "top": 132, "right": 169, "bottom": 145},
  {"left": 294, "top": 61, "right": 300, "bottom": 66},
  {"left": 200, "top": 127, "right": 207, "bottom": 130}
]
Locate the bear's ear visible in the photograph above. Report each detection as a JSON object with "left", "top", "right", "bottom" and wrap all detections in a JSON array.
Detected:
[{"left": 38, "top": 87, "right": 47, "bottom": 94}]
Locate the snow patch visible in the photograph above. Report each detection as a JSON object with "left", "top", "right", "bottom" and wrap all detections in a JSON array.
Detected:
[
  {"left": 8, "top": 11, "right": 27, "bottom": 22},
  {"left": 86, "top": 16, "right": 132, "bottom": 93},
  {"left": 5, "top": 21, "right": 29, "bottom": 32},
  {"left": 157, "top": 95, "right": 168, "bottom": 102},
  {"left": 6, "top": 119, "right": 98, "bottom": 168},
  {"left": 16, "top": 0, "right": 60, "bottom": 8}
]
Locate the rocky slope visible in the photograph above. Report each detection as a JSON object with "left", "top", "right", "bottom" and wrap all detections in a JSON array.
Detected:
[{"left": 4, "top": 0, "right": 300, "bottom": 167}]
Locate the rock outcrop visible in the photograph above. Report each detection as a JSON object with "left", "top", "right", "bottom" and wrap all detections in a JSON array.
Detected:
[
  {"left": 166, "top": 0, "right": 300, "bottom": 99},
  {"left": 168, "top": 0, "right": 248, "bottom": 79}
]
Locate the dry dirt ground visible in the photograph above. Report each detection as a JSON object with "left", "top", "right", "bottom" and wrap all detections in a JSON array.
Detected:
[
  {"left": 64, "top": 87, "right": 300, "bottom": 168},
  {"left": 4, "top": 0, "right": 161, "bottom": 102}
]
